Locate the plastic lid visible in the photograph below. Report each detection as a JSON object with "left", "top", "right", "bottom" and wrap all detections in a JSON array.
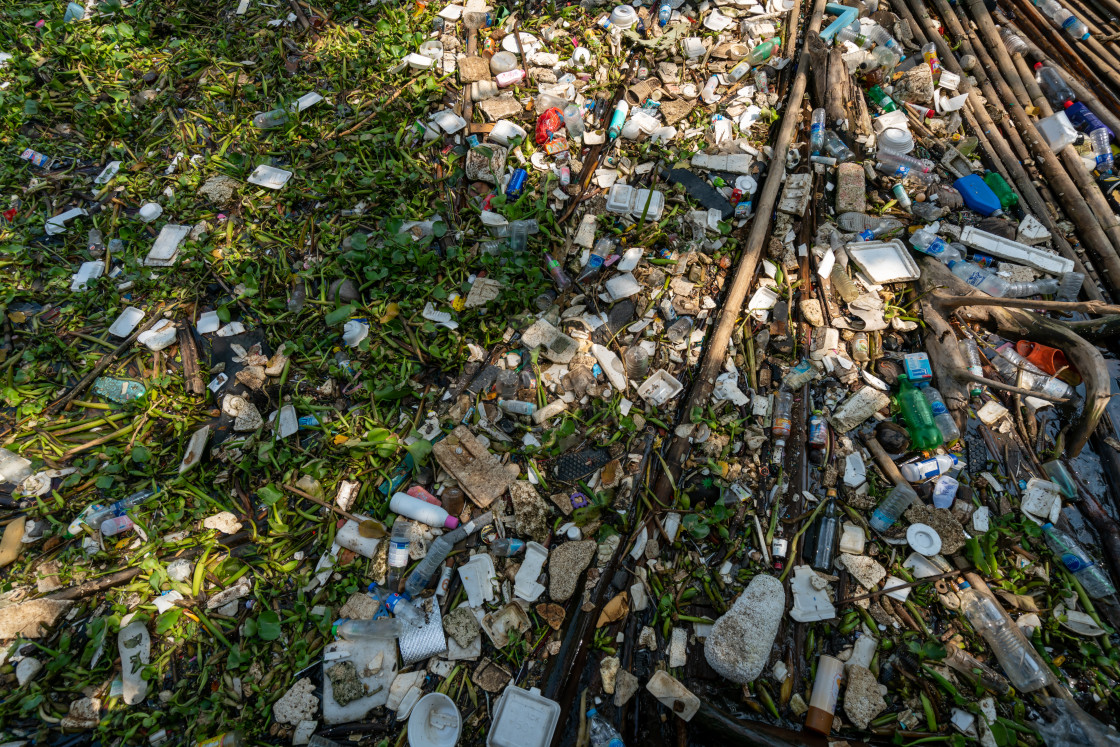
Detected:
[
  {"left": 906, "top": 523, "right": 942, "bottom": 556},
  {"left": 958, "top": 580, "right": 971, "bottom": 589},
  {"left": 1033, "top": 61, "right": 1043, "bottom": 69},
  {"left": 1064, "top": 101, "right": 1073, "bottom": 109},
  {"left": 444, "top": 516, "right": 460, "bottom": 529},
  {"left": 1042, "top": 522, "right": 1054, "bottom": 529}
]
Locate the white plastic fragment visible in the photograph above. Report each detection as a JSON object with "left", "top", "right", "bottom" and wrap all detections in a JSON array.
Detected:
[
  {"left": 138, "top": 319, "right": 178, "bottom": 351},
  {"left": 248, "top": 164, "right": 293, "bottom": 189},
  {"left": 959, "top": 226, "right": 1073, "bottom": 275},
  {"left": 46, "top": 207, "right": 87, "bottom": 235},
  {"left": 71, "top": 261, "right": 104, "bottom": 291},
  {"left": 108, "top": 307, "right": 145, "bottom": 338}
]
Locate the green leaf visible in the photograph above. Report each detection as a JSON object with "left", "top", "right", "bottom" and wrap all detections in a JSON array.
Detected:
[
  {"left": 155, "top": 608, "right": 182, "bottom": 635},
  {"left": 23, "top": 99, "right": 38, "bottom": 116},
  {"left": 404, "top": 438, "right": 432, "bottom": 466},
  {"left": 131, "top": 445, "right": 151, "bottom": 463},
  {"left": 242, "top": 617, "right": 258, "bottom": 638},
  {"left": 95, "top": 475, "right": 115, "bottom": 489},
  {"left": 325, "top": 304, "right": 356, "bottom": 326},
  {"left": 349, "top": 233, "right": 368, "bottom": 251},
  {"left": 432, "top": 221, "right": 447, "bottom": 238},
  {"left": 258, "top": 483, "right": 284, "bottom": 506},
  {"left": 217, "top": 305, "right": 231, "bottom": 323},
  {"left": 257, "top": 610, "right": 282, "bottom": 640}
]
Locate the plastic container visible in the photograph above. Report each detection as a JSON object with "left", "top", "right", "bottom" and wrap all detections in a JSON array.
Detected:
[
  {"left": 1041, "top": 523, "right": 1116, "bottom": 598},
  {"left": 748, "top": 39, "right": 777, "bottom": 64},
  {"left": 334, "top": 618, "right": 402, "bottom": 640},
  {"left": 390, "top": 492, "right": 459, "bottom": 529},
  {"left": 879, "top": 127, "right": 914, "bottom": 155},
  {"left": 923, "top": 387, "right": 961, "bottom": 444},
  {"left": 869, "top": 483, "right": 918, "bottom": 532},
  {"left": 1036, "top": 110, "right": 1079, "bottom": 152},
  {"left": 657, "top": 0, "right": 672, "bottom": 26},
  {"left": 878, "top": 150, "right": 933, "bottom": 173},
  {"left": 822, "top": 130, "right": 855, "bottom": 162},
  {"left": 910, "top": 227, "right": 962, "bottom": 263},
  {"left": 953, "top": 175, "right": 1004, "bottom": 216},
  {"left": 1064, "top": 102, "right": 1113, "bottom": 139},
  {"left": 1034, "top": 62, "right": 1076, "bottom": 107},
  {"left": 409, "top": 693, "right": 461, "bottom": 747},
  {"left": 253, "top": 109, "right": 289, "bottom": 129},
  {"left": 867, "top": 84, "right": 898, "bottom": 113},
  {"left": 608, "top": 4, "right": 637, "bottom": 28},
  {"left": 897, "top": 374, "right": 943, "bottom": 451},
  {"left": 957, "top": 581, "right": 1052, "bottom": 692},
  {"left": 487, "top": 687, "right": 561, "bottom": 747},
  {"left": 805, "top": 655, "right": 843, "bottom": 734},
  {"left": 931, "top": 474, "right": 959, "bottom": 509},
  {"left": 960, "top": 339, "right": 984, "bottom": 396},
  {"left": 921, "top": 42, "right": 941, "bottom": 82},
  {"left": 1041, "top": 459, "right": 1078, "bottom": 498},
  {"left": 806, "top": 495, "right": 839, "bottom": 571},
  {"left": 623, "top": 345, "right": 651, "bottom": 379},
  {"left": 545, "top": 253, "right": 571, "bottom": 291}
]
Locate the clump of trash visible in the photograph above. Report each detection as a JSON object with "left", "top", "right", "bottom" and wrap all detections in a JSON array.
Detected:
[{"left": 3, "top": 0, "right": 1120, "bottom": 743}]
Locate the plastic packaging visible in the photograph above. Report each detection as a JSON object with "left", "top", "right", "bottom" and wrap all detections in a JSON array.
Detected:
[
  {"left": 489, "top": 538, "right": 525, "bottom": 557},
  {"left": 805, "top": 655, "right": 843, "bottom": 734},
  {"left": 1036, "top": 110, "right": 1079, "bottom": 152},
  {"left": 623, "top": 345, "right": 651, "bottom": 379},
  {"left": 810, "top": 108, "right": 826, "bottom": 156},
  {"left": 870, "top": 483, "right": 918, "bottom": 532},
  {"left": 956, "top": 581, "right": 1052, "bottom": 692},
  {"left": 658, "top": 0, "right": 672, "bottom": 26},
  {"left": 390, "top": 492, "right": 460, "bottom": 529},
  {"left": 921, "top": 42, "right": 941, "bottom": 82},
  {"left": 897, "top": 374, "right": 943, "bottom": 451},
  {"left": 1041, "top": 523, "right": 1116, "bottom": 598},
  {"left": 783, "top": 358, "right": 820, "bottom": 389},
  {"left": 101, "top": 515, "right": 135, "bottom": 536},
  {"left": 1034, "top": 62, "right": 1076, "bottom": 107},
  {"left": 1090, "top": 127, "right": 1114, "bottom": 173},
  {"left": 403, "top": 512, "right": 492, "bottom": 597},
  {"left": 922, "top": 388, "right": 961, "bottom": 444},
  {"left": 1055, "top": 271, "right": 1085, "bottom": 302},
  {"left": 586, "top": 708, "right": 624, "bottom": 747},
  {"left": 948, "top": 260, "right": 1012, "bottom": 297},
  {"left": 954, "top": 174, "right": 1004, "bottom": 216},
  {"left": 387, "top": 520, "right": 411, "bottom": 588},
  {"left": 931, "top": 474, "right": 959, "bottom": 509}
]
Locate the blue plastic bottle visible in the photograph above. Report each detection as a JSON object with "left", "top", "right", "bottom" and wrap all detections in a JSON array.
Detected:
[
  {"left": 1064, "top": 102, "right": 1113, "bottom": 140},
  {"left": 953, "top": 174, "right": 1004, "bottom": 217}
]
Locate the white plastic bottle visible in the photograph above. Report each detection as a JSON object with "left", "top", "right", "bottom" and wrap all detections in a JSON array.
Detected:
[
  {"left": 956, "top": 581, "right": 1051, "bottom": 692},
  {"left": 900, "top": 454, "right": 962, "bottom": 482},
  {"left": 390, "top": 492, "right": 460, "bottom": 529}
]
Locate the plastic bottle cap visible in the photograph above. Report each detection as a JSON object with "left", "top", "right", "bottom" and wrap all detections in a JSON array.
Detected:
[
  {"left": 1064, "top": 101, "right": 1073, "bottom": 109},
  {"left": 1041, "top": 522, "right": 1054, "bottom": 529},
  {"left": 1033, "top": 61, "right": 1042, "bottom": 69}
]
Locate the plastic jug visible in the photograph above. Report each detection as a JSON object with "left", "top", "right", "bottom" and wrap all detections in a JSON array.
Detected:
[
  {"left": 1036, "top": 111, "right": 1079, "bottom": 152},
  {"left": 953, "top": 174, "right": 1003, "bottom": 217}
]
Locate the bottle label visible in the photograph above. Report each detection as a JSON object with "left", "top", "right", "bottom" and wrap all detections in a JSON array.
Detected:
[
  {"left": 870, "top": 508, "right": 894, "bottom": 530},
  {"left": 1061, "top": 552, "right": 1092, "bottom": 573},
  {"left": 964, "top": 270, "right": 988, "bottom": 287},
  {"left": 930, "top": 400, "right": 948, "bottom": 416},
  {"left": 388, "top": 541, "right": 410, "bottom": 568},
  {"left": 773, "top": 417, "right": 792, "bottom": 434}
]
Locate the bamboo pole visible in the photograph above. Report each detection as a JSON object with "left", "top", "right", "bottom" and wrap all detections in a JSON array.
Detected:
[{"left": 653, "top": 0, "right": 828, "bottom": 503}]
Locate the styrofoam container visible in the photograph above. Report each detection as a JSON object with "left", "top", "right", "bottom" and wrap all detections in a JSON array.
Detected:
[
  {"left": 109, "top": 307, "right": 145, "bottom": 338},
  {"left": 637, "top": 369, "right": 684, "bottom": 406},
  {"left": 487, "top": 686, "right": 560, "bottom": 747},
  {"left": 419, "top": 41, "right": 444, "bottom": 61},
  {"left": 406, "top": 52, "right": 436, "bottom": 70},
  {"left": 847, "top": 239, "right": 921, "bottom": 283},
  {"left": 490, "top": 119, "right": 527, "bottom": 146},
  {"left": 409, "top": 693, "right": 461, "bottom": 747}
]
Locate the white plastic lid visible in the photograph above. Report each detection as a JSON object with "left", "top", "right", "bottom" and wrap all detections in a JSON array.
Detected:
[
  {"left": 487, "top": 687, "right": 560, "bottom": 747},
  {"left": 879, "top": 127, "right": 914, "bottom": 154},
  {"left": 609, "top": 5, "right": 638, "bottom": 27},
  {"left": 906, "top": 523, "right": 942, "bottom": 556}
]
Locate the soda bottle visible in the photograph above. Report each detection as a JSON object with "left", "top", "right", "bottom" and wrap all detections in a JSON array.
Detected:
[
  {"left": 810, "top": 108, "right": 826, "bottom": 156},
  {"left": 896, "top": 374, "right": 943, "bottom": 450},
  {"left": 386, "top": 520, "right": 411, "bottom": 589},
  {"left": 983, "top": 171, "right": 1018, "bottom": 209},
  {"left": 956, "top": 581, "right": 1052, "bottom": 692},
  {"left": 807, "top": 411, "right": 828, "bottom": 450},
  {"left": 587, "top": 708, "right": 625, "bottom": 747},
  {"left": 867, "top": 84, "right": 898, "bottom": 113},
  {"left": 1040, "top": 523, "right": 1116, "bottom": 598},
  {"left": 822, "top": 130, "right": 855, "bottom": 162},
  {"left": 869, "top": 483, "right": 918, "bottom": 532},
  {"left": 748, "top": 39, "right": 777, "bottom": 64},
  {"left": 922, "top": 387, "right": 961, "bottom": 443},
  {"left": 545, "top": 253, "right": 572, "bottom": 291},
  {"left": 1034, "top": 62, "right": 1076, "bottom": 108},
  {"left": 922, "top": 43, "right": 941, "bottom": 82}
]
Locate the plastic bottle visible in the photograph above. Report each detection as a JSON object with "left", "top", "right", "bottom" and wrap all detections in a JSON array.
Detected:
[
  {"left": 1064, "top": 102, "right": 1112, "bottom": 139},
  {"left": 489, "top": 537, "right": 525, "bottom": 556},
  {"left": 545, "top": 253, "right": 571, "bottom": 291},
  {"left": 1056, "top": 271, "right": 1085, "bottom": 302},
  {"left": 253, "top": 109, "right": 289, "bottom": 129},
  {"left": 700, "top": 75, "right": 720, "bottom": 104},
  {"left": 509, "top": 220, "right": 530, "bottom": 253},
  {"left": 755, "top": 69, "right": 770, "bottom": 94},
  {"left": 772, "top": 390, "right": 793, "bottom": 464},
  {"left": 658, "top": 0, "right": 672, "bottom": 26},
  {"left": 805, "top": 655, "right": 843, "bottom": 734},
  {"left": 838, "top": 212, "right": 903, "bottom": 240},
  {"left": 386, "top": 520, "right": 411, "bottom": 588},
  {"left": 1035, "top": 0, "right": 1091, "bottom": 40},
  {"left": 623, "top": 345, "right": 651, "bottom": 379},
  {"left": 866, "top": 84, "right": 898, "bottom": 112},
  {"left": 608, "top": 100, "right": 629, "bottom": 140},
  {"left": 748, "top": 39, "right": 777, "bottom": 64},
  {"left": 1034, "top": 62, "right": 1076, "bottom": 107},
  {"left": 587, "top": 709, "right": 624, "bottom": 747},
  {"left": 851, "top": 332, "right": 870, "bottom": 362},
  {"left": 960, "top": 339, "right": 984, "bottom": 396},
  {"left": 866, "top": 24, "right": 904, "bottom": 55},
  {"left": 666, "top": 317, "right": 693, "bottom": 345},
  {"left": 101, "top": 515, "right": 135, "bottom": 536},
  {"left": 1040, "top": 523, "right": 1116, "bottom": 597},
  {"left": 333, "top": 617, "right": 403, "bottom": 640},
  {"left": 922, "top": 388, "right": 961, "bottom": 444},
  {"left": 1042, "top": 460, "right": 1079, "bottom": 498},
  {"left": 807, "top": 492, "right": 839, "bottom": 571},
  {"left": 921, "top": 43, "right": 941, "bottom": 82},
  {"left": 822, "top": 130, "right": 855, "bottom": 162},
  {"left": 910, "top": 226, "right": 962, "bottom": 263},
  {"left": 88, "top": 228, "right": 105, "bottom": 257},
  {"left": 498, "top": 399, "right": 536, "bottom": 416},
  {"left": 956, "top": 581, "right": 1052, "bottom": 691},
  {"left": 831, "top": 264, "right": 861, "bottom": 302},
  {"left": 999, "top": 26, "right": 1028, "bottom": 55},
  {"left": 877, "top": 150, "right": 934, "bottom": 173},
  {"left": 983, "top": 171, "right": 1019, "bottom": 209},
  {"left": 807, "top": 411, "right": 828, "bottom": 451},
  {"left": 1090, "top": 127, "right": 1114, "bottom": 173},
  {"left": 727, "top": 60, "right": 752, "bottom": 83},
  {"left": 563, "top": 103, "right": 585, "bottom": 139},
  {"left": 836, "top": 25, "right": 874, "bottom": 49},
  {"left": 875, "top": 162, "right": 940, "bottom": 185},
  {"left": 782, "top": 358, "right": 819, "bottom": 389},
  {"left": 390, "top": 492, "right": 460, "bottom": 529},
  {"left": 869, "top": 483, "right": 918, "bottom": 531},
  {"left": 871, "top": 46, "right": 901, "bottom": 73},
  {"left": 384, "top": 592, "right": 426, "bottom": 628},
  {"left": 403, "top": 512, "right": 493, "bottom": 597},
  {"left": 810, "top": 108, "right": 826, "bottom": 156},
  {"left": 897, "top": 374, "right": 943, "bottom": 451},
  {"left": 948, "top": 260, "right": 1012, "bottom": 297},
  {"left": 87, "top": 488, "right": 158, "bottom": 528},
  {"left": 990, "top": 348, "right": 1075, "bottom": 400},
  {"left": 900, "top": 454, "right": 962, "bottom": 482}
]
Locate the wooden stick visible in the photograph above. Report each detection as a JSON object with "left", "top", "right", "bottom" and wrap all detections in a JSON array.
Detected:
[{"left": 834, "top": 570, "right": 964, "bottom": 607}]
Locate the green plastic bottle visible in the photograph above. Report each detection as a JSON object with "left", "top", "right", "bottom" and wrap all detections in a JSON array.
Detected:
[
  {"left": 867, "top": 85, "right": 898, "bottom": 113},
  {"left": 748, "top": 39, "right": 778, "bottom": 65},
  {"left": 983, "top": 171, "right": 1019, "bottom": 209},
  {"left": 896, "top": 374, "right": 943, "bottom": 451}
]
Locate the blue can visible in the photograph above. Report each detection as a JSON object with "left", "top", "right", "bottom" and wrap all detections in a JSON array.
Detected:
[{"left": 506, "top": 168, "right": 528, "bottom": 199}]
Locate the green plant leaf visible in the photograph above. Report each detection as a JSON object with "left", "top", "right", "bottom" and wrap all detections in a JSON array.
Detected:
[
  {"left": 257, "top": 610, "right": 282, "bottom": 640},
  {"left": 155, "top": 608, "right": 182, "bottom": 635},
  {"left": 131, "top": 445, "right": 151, "bottom": 463},
  {"left": 325, "top": 304, "right": 356, "bottom": 326},
  {"left": 258, "top": 483, "right": 284, "bottom": 506}
]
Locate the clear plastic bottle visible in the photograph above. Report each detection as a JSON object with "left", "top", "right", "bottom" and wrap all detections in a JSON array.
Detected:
[
  {"left": 386, "top": 520, "right": 411, "bottom": 588},
  {"left": 869, "top": 483, "right": 918, "bottom": 532},
  {"left": 666, "top": 317, "right": 693, "bottom": 345},
  {"left": 587, "top": 708, "right": 625, "bottom": 747},
  {"left": 700, "top": 75, "right": 720, "bottom": 104},
  {"left": 900, "top": 454, "right": 962, "bottom": 482},
  {"left": 960, "top": 339, "right": 984, "bottom": 396},
  {"left": 956, "top": 581, "right": 1051, "bottom": 692},
  {"left": 852, "top": 332, "right": 870, "bottom": 361},
  {"left": 822, "top": 130, "right": 855, "bottom": 162},
  {"left": 545, "top": 253, "right": 572, "bottom": 291},
  {"left": 623, "top": 345, "right": 651, "bottom": 379},
  {"left": 403, "top": 512, "right": 493, "bottom": 597},
  {"left": 807, "top": 493, "right": 840, "bottom": 571},
  {"left": 564, "top": 103, "right": 585, "bottom": 139},
  {"left": 1055, "top": 271, "right": 1085, "bottom": 302},
  {"left": 1041, "top": 523, "right": 1116, "bottom": 598},
  {"left": 772, "top": 390, "right": 793, "bottom": 464},
  {"left": 88, "top": 228, "right": 105, "bottom": 257},
  {"left": 87, "top": 488, "right": 158, "bottom": 528},
  {"left": 1035, "top": 0, "right": 1090, "bottom": 40},
  {"left": 990, "top": 346, "right": 1075, "bottom": 400},
  {"left": 101, "top": 515, "right": 135, "bottom": 536},
  {"left": 498, "top": 399, "right": 536, "bottom": 416},
  {"left": 489, "top": 537, "right": 526, "bottom": 556},
  {"left": 658, "top": 0, "right": 672, "bottom": 26},
  {"left": 810, "top": 108, "right": 826, "bottom": 156},
  {"left": 871, "top": 46, "right": 901, "bottom": 73},
  {"left": 910, "top": 226, "right": 962, "bottom": 263},
  {"left": 948, "top": 260, "right": 1012, "bottom": 297},
  {"left": 333, "top": 617, "right": 403, "bottom": 640},
  {"left": 875, "top": 162, "right": 940, "bottom": 185},
  {"left": 999, "top": 26, "right": 1028, "bottom": 55},
  {"left": 509, "top": 220, "right": 530, "bottom": 253},
  {"left": 866, "top": 24, "right": 904, "bottom": 55},
  {"left": 877, "top": 150, "right": 934, "bottom": 173},
  {"left": 727, "top": 60, "right": 752, "bottom": 83},
  {"left": 1034, "top": 62, "right": 1076, "bottom": 107},
  {"left": 838, "top": 212, "right": 903, "bottom": 239},
  {"left": 1064, "top": 102, "right": 1111, "bottom": 138},
  {"left": 837, "top": 25, "right": 874, "bottom": 49},
  {"left": 831, "top": 264, "right": 861, "bottom": 302},
  {"left": 922, "top": 387, "right": 961, "bottom": 444},
  {"left": 1090, "top": 128, "right": 1114, "bottom": 173},
  {"left": 782, "top": 358, "right": 820, "bottom": 389},
  {"left": 384, "top": 592, "right": 426, "bottom": 628},
  {"left": 253, "top": 109, "right": 289, "bottom": 129}
]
